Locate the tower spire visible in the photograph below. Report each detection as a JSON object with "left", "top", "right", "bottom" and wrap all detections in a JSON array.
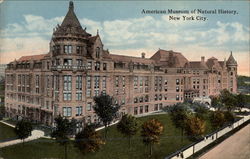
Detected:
[{"left": 69, "top": 1, "right": 74, "bottom": 11}]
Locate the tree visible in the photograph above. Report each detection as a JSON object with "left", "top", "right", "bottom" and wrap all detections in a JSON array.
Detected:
[
  {"left": 51, "top": 116, "right": 76, "bottom": 159},
  {"left": 185, "top": 115, "right": 206, "bottom": 140},
  {"left": 223, "top": 111, "right": 235, "bottom": 123},
  {"left": 141, "top": 119, "right": 163, "bottom": 156},
  {"left": 236, "top": 93, "right": 247, "bottom": 110},
  {"left": 210, "top": 95, "right": 223, "bottom": 110},
  {"left": 169, "top": 103, "right": 191, "bottom": 143},
  {"left": 210, "top": 111, "right": 225, "bottom": 129},
  {"left": 93, "top": 94, "right": 120, "bottom": 139},
  {"left": 220, "top": 89, "right": 237, "bottom": 111},
  {"left": 75, "top": 124, "right": 105, "bottom": 154},
  {"left": 15, "top": 119, "right": 33, "bottom": 144},
  {"left": 117, "top": 114, "right": 139, "bottom": 149},
  {"left": 191, "top": 102, "right": 209, "bottom": 120}
]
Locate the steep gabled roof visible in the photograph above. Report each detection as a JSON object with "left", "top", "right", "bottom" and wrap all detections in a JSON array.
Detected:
[
  {"left": 206, "top": 57, "right": 222, "bottom": 69},
  {"left": 150, "top": 49, "right": 188, "bottom": 67}
]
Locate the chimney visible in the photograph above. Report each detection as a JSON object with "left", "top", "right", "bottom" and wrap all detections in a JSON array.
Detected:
[
  {"left": 201, "top": 56, "right": 205, "bottom": 63},
  {"left": 141, "top": 52, "right": 145, "bottom": 58}
]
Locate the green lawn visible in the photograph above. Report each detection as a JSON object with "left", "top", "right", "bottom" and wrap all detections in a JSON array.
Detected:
[
  {"left": 0, "top": 114, "right": 214, "bottom": 159},
  {"left": 0, "top": 122, "right": 16, "bottom": 141}
]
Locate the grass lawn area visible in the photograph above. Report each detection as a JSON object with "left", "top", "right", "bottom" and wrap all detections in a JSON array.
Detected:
[
  {"left": 0, "top": 114, "right": 215, "bottom": 159},
  {"left": 0, "top": 122, "right": 16, "bottom": 141}
]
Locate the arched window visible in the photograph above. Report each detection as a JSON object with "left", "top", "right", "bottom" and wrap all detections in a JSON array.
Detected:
[{"left": 96, "top": 47, "right": 100, "bottom": 58}]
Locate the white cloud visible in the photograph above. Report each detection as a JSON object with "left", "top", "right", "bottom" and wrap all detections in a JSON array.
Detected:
[{"left": 0, "top": 14, "right": 249, "bottom": 75}]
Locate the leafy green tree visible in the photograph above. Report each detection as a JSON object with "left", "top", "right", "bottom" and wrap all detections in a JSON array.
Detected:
[
  {"left": 169, "top": 103, "right": 191, "bottom": 143},
  {"left": 15, "top": 119, "right": 33, "bottom": 144},
  {"left": 93, "top": 94, "right": 120, "bottom": 139},
  {"left": 210, "top": 95, "right": 223, "bottom": 110},
  {"left": 223, "top": 111, "right": 235, "bottom": 123},
  {"left": 117, "top": 114, "right": 139, "bottom": 149},
  {"left": 220, "top": 89, "right": 237, "bottom": 111},
  {"left": 236, "top": 93, "right": 247, "bottom": 110},
  {"left": 185, "top": 115, "right": 206, "bottom": 140},
  {"left": 191, "top": 102, "right": 209, "bottom": 120},
  {"left": 51, "top": 116, "right": 76, "bottom": 159},
  {"left": 210, "top": 111, "right": 225, "bottom": 129},
  {"left": 141, "top": 119, "right": 163, "bottom": 156},
  {"left": 75, "top": 124, "right": 105, "bottom": 154}
]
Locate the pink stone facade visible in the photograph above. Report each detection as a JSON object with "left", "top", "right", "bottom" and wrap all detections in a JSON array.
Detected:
[{"left": 4, "top": 2, "right": 237, "bottom": 126}]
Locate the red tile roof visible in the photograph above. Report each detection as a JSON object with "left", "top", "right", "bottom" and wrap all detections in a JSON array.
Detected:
[
  {"left": 110, "top": 54, "right": 155, "bottom": 64},
  {"left": 17, "top": 54, "right": 48, "bottom": 62}
]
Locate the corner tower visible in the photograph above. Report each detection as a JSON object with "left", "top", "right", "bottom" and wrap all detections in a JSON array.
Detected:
[
  {"left": 49, "top": 1, "right": 92, "bottom": 69},
  {"left": 226, "top": 51, "right": 238, "bottom": 93}
]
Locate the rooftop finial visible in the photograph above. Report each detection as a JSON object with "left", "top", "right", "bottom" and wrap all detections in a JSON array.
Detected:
[
  {"left": 97, "top": 29, "right": 99, "bottom": 35},
  {"left": 230, "top": 50, "right": 232, "bottom": 55},
  {"left": 69, "top": 1, "right": 74, "bottom": 10}
]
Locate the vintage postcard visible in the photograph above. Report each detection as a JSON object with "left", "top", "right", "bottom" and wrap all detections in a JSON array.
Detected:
[{"left": 0, "top": 0, "right": 249, "bottom": 159}]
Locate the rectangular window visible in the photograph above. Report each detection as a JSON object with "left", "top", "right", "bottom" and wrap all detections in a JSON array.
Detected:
[
  {"left": 95, "top": 62, "right": 100, "bottom": 71},
  {"left": 102, "top": 76, "right": 106, "bottom": 89},
  {"left": 87, "top": 102, "right": 92, "bottom": 111},
  {"left": 63, "top": 107, "right": 72, "bottom": 117},
  {"left": 63, "top": 59, "right": 72, "bottom": 66},
  {"left": 145, "top": 76, "right": 149, "bottom": 86},
  {"left": 134, "top": 107, "right": 138, "bottom": 115},
  {"left": 155, "top": 94, "right": 158, "bottom": 101},
  {"left": 64, "top": 45, "right": 72, "bottom": 54},
  {"left": 103, "top": 63, "right": 107, "bottom": 70},
  {"left": 154, "top": 104, "right": 158, "bottom": 111},
  {"left": 76, "top": 92, "right": 82, "bottom": 101},
  {"left": 86, "top": 76, "right": 91, "bottom": 97},
  {"left": 122, "top": 76, "right": 125, "bottom": 87},
  {"left": 87, "top": 62, "right": 92, "bottom": 70},
  {"left": 176, "top": 86, "right": 179, "bottom": 92},
  {"left": 76, "top": 46, "right": 82, "bottom": 54},
  {"left": 64, "top": 75, "right": 72, "bottom": 91},
  {"left": 140, "top": 106, "right": 143, "bottom": 114},
  {"left": 145, "top": 105, "right": 149, "bottom": 113},
  {"left": 76, "top": 75, "right": 82, "bottom": 90},
  {"left": 76, "top": 106, "right": 82, "bottom": 116},
  {"left": 115, "top": 76, "right": 119, "bottom": 87},
  {"left": 63, "top": 93, "right": 72, "bottom": 101},
  {"left": 94, "top": 76, "right": 100, "bottom": 89},
  {"left": 176, "top": 94, "right": 180, "bottom": 101},
  {"left": 134, "top": 76, "right": 138, "bottom": 87},
  {"left": 176, "top": 79, "right": 180, "bottom": 85},
  {"left": 76, "top": 59, "right": 83, "bottom": 66}
]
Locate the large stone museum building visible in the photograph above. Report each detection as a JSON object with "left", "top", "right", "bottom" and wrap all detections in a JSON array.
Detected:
[{"left": 4, "top": 2, "right": 237, "bottom": 126}]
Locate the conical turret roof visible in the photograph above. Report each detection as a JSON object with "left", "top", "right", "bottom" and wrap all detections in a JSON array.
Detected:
[
  {"left": 53, "top": 1, "right": 91, "bottom": 37},
  {"left": 61, "top": 1, "right": 81, "bottom": 28},
  {"left": 226, "top": 51, "right": 237, "bottom": 66}
]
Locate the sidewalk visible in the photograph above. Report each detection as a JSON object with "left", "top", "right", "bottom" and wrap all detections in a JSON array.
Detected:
[
  {"left": 199, "top": 124, "right": 250, "bottom": 159},
  {"left": 0, "top": 121, "right": 45, "bottom": 148}
]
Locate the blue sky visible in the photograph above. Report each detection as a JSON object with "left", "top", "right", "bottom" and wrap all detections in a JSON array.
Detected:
[{"left": 0, "top": 0, "right": 249, "bottom": 75}]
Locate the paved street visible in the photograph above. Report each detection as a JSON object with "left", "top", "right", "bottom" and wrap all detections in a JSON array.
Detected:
[{"left": 199, "top": 124, "right": 250, "bottom": 159}]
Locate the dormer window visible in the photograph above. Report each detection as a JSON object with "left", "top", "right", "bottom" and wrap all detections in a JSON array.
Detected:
[
  {"left": 96, "top": 47, "right": 100, "bottom": 58},
  {"left": 64, "top": 45, "right": 72, "bottom": 54}
]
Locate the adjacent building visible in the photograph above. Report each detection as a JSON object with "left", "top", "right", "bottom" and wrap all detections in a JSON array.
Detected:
[{"left": 4, "top": 1, "right": 237, "bottom": 127}]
